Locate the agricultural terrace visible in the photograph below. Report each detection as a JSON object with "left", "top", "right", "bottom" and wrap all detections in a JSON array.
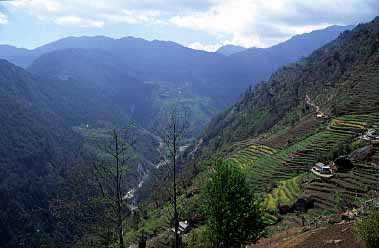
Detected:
[{"left": 228, "top": 113, "right": 379, "bottom": 211}]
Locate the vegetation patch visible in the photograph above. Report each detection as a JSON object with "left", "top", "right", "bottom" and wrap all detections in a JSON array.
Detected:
[{"left": 262, "top": 175, "right": 304, "bottom": 210}]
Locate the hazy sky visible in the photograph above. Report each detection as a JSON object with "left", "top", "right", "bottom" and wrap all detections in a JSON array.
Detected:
[{"left": 0, "top": 0, "right": 378, "bottom": 51}]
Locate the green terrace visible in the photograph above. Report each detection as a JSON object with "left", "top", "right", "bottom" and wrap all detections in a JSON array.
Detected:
[
  {"left": 125, "top": 112, "right": 379, "bottom": 244},
  {"left": 304, "top": 163, "right": 379, "bottom": 210},
  {"left": 227, "top": 112, "right": 379, "bottom": 211},
  {"left": 335, "top": 64, "right": 379, "bottom": 115},
  {"left": 262, "top": 175, "right": 304, "bottom": 211}
]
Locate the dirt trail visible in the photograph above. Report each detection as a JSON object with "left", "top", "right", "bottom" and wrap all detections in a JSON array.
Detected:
[
  {"left": 305, "top": 95, "right": 328, "bottom": 118},
  {"left": 305, "top": 95, "right": 320, "bottom": 112}
]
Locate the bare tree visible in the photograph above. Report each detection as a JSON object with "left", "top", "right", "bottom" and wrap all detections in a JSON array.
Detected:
[
  {"left": 160, "top": 106, "right": 190, "bottom": 248},
  {"left": 50, "top": 126, "right": 137, "bottom": 248},
  {"left": 93, "top": 126, "right": 136, "bottom": 248}
]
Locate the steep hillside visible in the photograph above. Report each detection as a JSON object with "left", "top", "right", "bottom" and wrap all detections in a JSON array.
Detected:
[
  {"left": 27, "top": 48, "right": 216, "bottom": 138},
  {"left": 199, "top": 21, "right": 376, "bottom": 153},
  {"left": 228, "top": 25, "right": 354, "bottom": 85},
  {"left": 28, "top": 48, "right": 154, "bottom": 126},
  {"left": 29, "top": 49, "right": 163, "bottom": 184},
  {"left": 130, "top": 17, "right": 379, "bottom": 247},
  {"left": 0, "top": 59, "right": 74, "bottom": 161},
  {"left": 0, "top": 59, "right": 158, "bottom": 247},
  {"left": 0, "top": 60, "right": 81, "bottom": 247},
  {"left": 193, "top": 15, "right": 379, "bottom": 229}
]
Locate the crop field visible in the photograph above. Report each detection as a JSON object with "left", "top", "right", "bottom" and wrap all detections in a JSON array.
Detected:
[
  {"left": 304, "top": 162, "right": 379, "bottom": 210},
  {"left": 228, "top": 112, "right": 379, "bottom": 211},
  {"left": 228, "top": 128, "right": 353, "bottom": 192},
  {"left": 261, "top": 116, "right": 324, "bottom": 149},
  {"left": 336, "top": 64, "right": 379, "bottom": 115},
  {"left": 301, "top": 113, "right": 379, "bottom": 210},
  {"left": 262, "top": 176, "right": 304, "bottom": 210},
  {"left": 372, "top": 146, "right": 379, "bottom": 161},
  {"left": 227, "top": 144, "right": 277, "bottom": 169}
]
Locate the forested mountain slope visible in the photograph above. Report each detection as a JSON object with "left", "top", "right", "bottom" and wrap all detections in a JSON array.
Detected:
[
  {"left": 0, "top": 59, "right": 158, "bottom": 247},
  {"left": 0, "top": 59, "right": 76, "bottom": 161},
  {"left": 198, "top": 19, "right": 378, "bottom": 154},
  {"left": 28, "top": 48, "right": 154, "bottom": 126},
  {"left": 0, "top": 60, "right": 81, "bottom": 247}
]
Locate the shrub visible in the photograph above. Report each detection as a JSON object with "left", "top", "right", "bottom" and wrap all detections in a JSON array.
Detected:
[{"left": 355, "top": 210, "right": 379, "bottom": 248}]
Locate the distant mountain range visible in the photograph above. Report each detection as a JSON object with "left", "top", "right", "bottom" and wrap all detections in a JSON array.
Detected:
[
  {"left": 216, "top": 45, "right": 247, "bottom": 56},
  {"left": 0, "top": 24, "right": 354, "bottom": 130}
]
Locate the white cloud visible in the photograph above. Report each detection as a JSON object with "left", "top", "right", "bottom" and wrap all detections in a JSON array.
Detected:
[
  {"left": 9, "top": 0, "right": 62, "bottom": 12},
  {"left": 171, "top": 0, "right": 378, "bottom": 48},
  {"left": 7, "top": 0, "right": 166, "bottom": 27},
  {"left": 101, "top": 9, "right": 163, "bottom": 24},
  {"left": 188, "top": 42, "right": 223, "bottom": 52},
  {"left": 0, "top": 12, "right": 8, "bottom": 24},
  {"left": 55, "top": 16, "right": 104, "bottom": 28},
  {"left": 4, "top": 0, "right": 378, "bottom": 48}
]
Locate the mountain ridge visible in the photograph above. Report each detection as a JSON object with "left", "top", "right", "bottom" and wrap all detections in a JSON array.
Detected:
[{"left": 216, "top": 45, "right": 247, "bottom": 56}]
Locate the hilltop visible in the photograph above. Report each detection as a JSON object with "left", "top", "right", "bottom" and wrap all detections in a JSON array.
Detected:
[{"left": 216, "top": 45, "right": 247, "bottom": 56}]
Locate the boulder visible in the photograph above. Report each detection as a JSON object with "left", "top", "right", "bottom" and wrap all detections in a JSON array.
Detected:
[{"left": 348, "top": 145, "right": 373, "bottom": 161}]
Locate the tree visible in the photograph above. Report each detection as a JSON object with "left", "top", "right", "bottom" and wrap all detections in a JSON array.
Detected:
[
  {"left": 202, "top": 160, "right": 265, "bottom": 248},
  {"left": 50, "top": 126, "right": 137, "bottom": 247},
  {"left": 160, "top": 106, "right": 190, "bottom": 248},
  {"left": 93, "top": 127, "right": 136, "bottom": 248}
]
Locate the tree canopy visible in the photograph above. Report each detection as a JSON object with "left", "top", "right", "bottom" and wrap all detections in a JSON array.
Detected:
[{"left": 202, "top": 160, "right": 265, "bottom": 248}]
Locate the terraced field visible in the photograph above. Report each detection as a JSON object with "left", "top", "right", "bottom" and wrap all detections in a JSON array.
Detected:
[
  {"left": 228, "top": 128, "right": 354, "bottom": 192},
  {"left": 228, "top": 112, "right": 379, "bottom": 211},
  {"left": 372, "top": 146, "right": 379, "bottom": 161},
  {"left": 301, "top": 113, "right": 379, "bottom": 210},
  {"left": 261, "top": 116, "right": 324, "bottom": 149},
  {"left": 227, "top": 144, "right": 277, "bottom": 169},
  {"left": 304, "top": 163, "right": 379, "bottom": 209},
  {"left": 336, "top": 64, "right": 379, "bottom": 115},
  {"left": 262, "top": 176, "right": 304, "bottom": 210}
]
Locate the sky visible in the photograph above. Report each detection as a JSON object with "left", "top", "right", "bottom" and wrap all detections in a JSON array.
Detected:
[{"left": 0, "top": 0, "right": 378, "bottom": 51}]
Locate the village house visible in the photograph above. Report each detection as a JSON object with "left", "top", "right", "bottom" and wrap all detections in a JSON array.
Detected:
[
  {"left": 360, "top": 128, "right": 379, "bottom": 141},
  {"left": 311, "top": 162, "right": 334, "bottom": 178},
  {"left": 171, "top": 221, "right": 191, "bottom": 235}
]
